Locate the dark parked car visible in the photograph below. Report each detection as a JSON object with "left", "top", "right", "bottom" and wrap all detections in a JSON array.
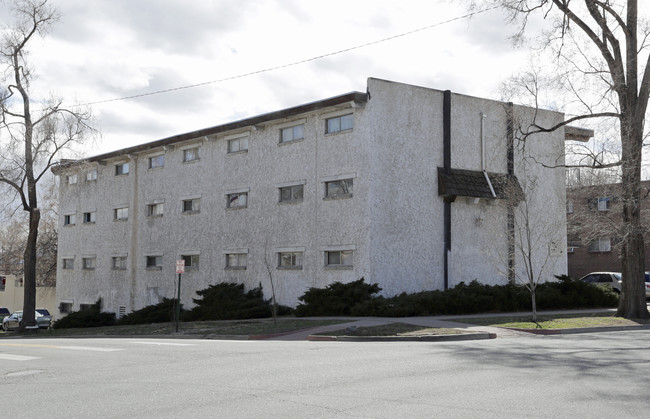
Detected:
[{"left": 0, "top": 307, "right": 10, "bottom": 323}]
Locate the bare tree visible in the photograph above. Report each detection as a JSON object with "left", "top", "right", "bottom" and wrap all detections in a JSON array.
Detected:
[
  {"left": 0, "top": 0, "right": 93, "bottom": 329},
  {"left": 470, "top": 0, "right": 650, "bottom": 318}
]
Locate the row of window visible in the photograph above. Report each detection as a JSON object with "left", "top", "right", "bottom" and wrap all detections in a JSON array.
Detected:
[
  {"left": 566, "top": 197, "right": 613, "bottom": 214},
  {"left": 63, "top": 179, "right": 353, "bottom": 225},
  {"left": 61, "top": 249, "right": 354, "bottom": 271},
  {"left": 65, "top": 114, "right": 354, "bottom": 184}
]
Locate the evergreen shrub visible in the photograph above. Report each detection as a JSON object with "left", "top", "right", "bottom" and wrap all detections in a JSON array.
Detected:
[{"left": 52, "top": 299, "right": 116, "bottom": 329}]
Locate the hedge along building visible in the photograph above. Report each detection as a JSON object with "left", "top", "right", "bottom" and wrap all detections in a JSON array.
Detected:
[{"left": 52, "top": 78, "right": 578, "bottom": 317}]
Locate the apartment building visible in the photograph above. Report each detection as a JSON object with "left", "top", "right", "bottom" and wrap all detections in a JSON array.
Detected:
[{"left": 53, "top": 78, "right": 573, "bottom": 316}]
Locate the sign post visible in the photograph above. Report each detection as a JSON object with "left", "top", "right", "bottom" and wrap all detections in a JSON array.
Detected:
[{"left": 175, "top": 260, "right": 185, "bottom": 332}]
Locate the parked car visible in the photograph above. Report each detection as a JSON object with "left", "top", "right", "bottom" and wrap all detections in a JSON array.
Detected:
[
  {"left": 0, "top": 307, "right": 10, "bottom": 323},
  {"left": 579, "top": 272, "right": 622, "bottom": 293},
  {"left": 2, "top": 310, "right": 52, "bottom": 331}
]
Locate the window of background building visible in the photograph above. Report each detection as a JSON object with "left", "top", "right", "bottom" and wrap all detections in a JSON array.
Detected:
[
  {"left": 325, "top": 179, "right": 353, "bottom": 199},
  {"left": 588, "top": 237, "right": 611, "bottom": 252},
  {"left": 280, "top": 124, "right": 304, "bottom": 143},
  {"left": 146, "top": 203, "right": 164, "bottom": 217},
  {"left": 67, "top": 174, "right": 78, "bottom": 184},
  {"left": 325, "top": 114, "right": 353, "bottom": 134},
  {"left": 114, "top": 207, "right": 128, "bottom": 221},
  {"left": 82, "top": 257, "right": 96, "bottom": 270},
  {"left": 597, "top": 197, "right": 611, "bottom": 211},
  {"left": 62, "top": 258, "right": 74, "bottom": 269},
  {"left": 112, "top": 256, "right": 127, "bottom": 270},
  {"left": 86, "top": 169, "right": 97, "bottom": 181},
  {"left": 182, "top": 198, "right": 200, "bottom": 213},
  {"left": 183, "top": 147, "right": 200, "bottom": 162},
  {"left": 278, "top": 252, "right": 303, "bottom": 269},
  {"left": 279, "top": 185, "right": 303, "bottom": 203},
  {"left": 325, "top": 250, "right": 353, "bottom": 267},
  {"left": 64, "top": 214, "right": 76, "bottom": 226},
  {"left": 146, "top": 256, "right": 162, "bottom": 269},
  {"left": 83, "top": 211, "right": 96, "bottom": 224},
  {"left": 115, "top": 162, "right": 129, "bottom": 175},
  {"left": 227, "top": 192, "right": 248, "bottom": 208},
  {"left": 149, "top": 155, "right": 164, "bottom": 169},
  {"left": 228, "top": 137, "right": 248, "bottom": 153},
  {"left": 181, "top": 255, "right": 200, "bottom": 270},
  {"left": 226, "top": 253, "right": 247, "bottom": 269}
]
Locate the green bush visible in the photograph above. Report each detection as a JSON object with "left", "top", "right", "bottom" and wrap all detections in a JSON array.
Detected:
[
  {"left": 182, "top": 282, "right": 293, "bottom": 321},
  {"left": 52, "top": 299, "right": 116, "bottom": 329},
  {"left": 116, "top": 298, "right": 180, "bottom": 325},
  {"left": 294, "top": 277, "right": 618, "bottom": 317},
  {"left": 295, "top": 278, "right": 381, "bottom": 316}
]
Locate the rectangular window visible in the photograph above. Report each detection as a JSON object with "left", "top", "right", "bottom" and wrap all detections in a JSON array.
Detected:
[
  {"left": 64, "top": 214, "right": 76, "bottom": 226},
  {"left": 146, "top": 256, "right": 162, "bottom": 269},
  {"left": 67, "top": 174, "right": 78, "bottom": 184},
  {"left": 566, "top": 200, "right": 573, "bottom": 214},
  {"left": 83, "top": 212, "right": 96, "bottom": 224},
  {"left": 597, "top": 197, "right": 610, "bottom": 211},
  {"left": 115, "top": 162, "right": 129, "bottom": 175},
  {"left": 149, "top": 155, "right": 164, "bottom": 169},
  {"left": 146, "top": 203, "right": 164, "bottom": 217},
  {"left": 181, "top": 255, "right": 199, "bottom": 270},
  {"left": 280, "top": 124, "right": 305, "bottom": 143},
  {"left": 86, "top": 169, "right": 97, "bottom": 181},
  {"left": 62, "top": 258, "right": 74, "bottom": 270},
  {"left": 182, "top": 198, "right": 200, "bottom": 213},
  {"left": 588, "top": 238, "right": 611, "bottom": 252},
  {"left": 82, "top": 257, "right": 96, "bottom": 270},
  {"left": 112, "top": 256, "right": 127, "bottom": 270},
  {"left": 325, "top": 179, "right": 353, "bottom": 199},
  {"left": 325, "top": 250, "right": 353, "bottom": 267},
  {"left": 226, "top": 253, "right": 247, "bottom": 269},
  {"left": 278, "top": 252, "right": 303, "bottom": 269},
  {"left": 228, "top": 137, "right": 249, "bottom": 153},
  {"left": 326, "top": 114, "right": 353, "bottom": 134},
  {"left": 183, "top": 147, "right": 200, "bottom": 162},
  {"left": 59, "top": 302, "right": 72, "bottom": 314},
  {"left": 227, "top": 192, "right": 248, "bottom": 208},
  {"left": 279, "top": 185, "right": 304, "bottom": 203},
  {"left": 114, "top": 207, "right": 128, "bottom": 221}
]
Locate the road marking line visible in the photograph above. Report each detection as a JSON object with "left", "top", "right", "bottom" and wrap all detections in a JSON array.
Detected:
[
  {"left": 0, "top": 354, "right": 41, "bottom": 361},
  {"left": 0, "top": 343, "right": 122, "bottom": 352},
  {"left": 6, "top": 369, "right": 43, "bottom": 376},
  {"left": 131, "top": 342, "right": 196, "bottom": 346}
]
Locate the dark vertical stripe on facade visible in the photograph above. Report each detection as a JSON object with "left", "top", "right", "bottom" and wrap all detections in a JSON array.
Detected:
[
  {"left": 506, "top": 102, "right": 516, "bottom": 284},
  {"left": 443, "top": 90, "right": 452, "bottom": 290}
]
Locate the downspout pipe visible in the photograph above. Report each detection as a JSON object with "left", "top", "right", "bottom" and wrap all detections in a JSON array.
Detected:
[{"left": 443, "top": 90, "right": 451, "bottom": 291}]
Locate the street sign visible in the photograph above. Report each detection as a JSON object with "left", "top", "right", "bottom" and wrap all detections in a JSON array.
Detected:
[{"left": 175, "top": 260, "right": 185, "bottom": 274}]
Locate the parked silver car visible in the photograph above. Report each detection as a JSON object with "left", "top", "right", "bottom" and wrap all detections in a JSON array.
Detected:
[
  {"left": 2, "top": 310, "right": 52, "bottom": 331},
  {"left": 579, "top": 272, "right": 622, "bottom": 293}
]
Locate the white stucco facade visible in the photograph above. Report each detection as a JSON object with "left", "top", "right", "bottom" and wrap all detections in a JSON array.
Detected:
[{"left": 53, "top": 78, "right": 568, "bottom": 316}]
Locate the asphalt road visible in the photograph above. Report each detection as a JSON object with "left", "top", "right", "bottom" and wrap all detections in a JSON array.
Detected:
[{"left": 2, "top": 331, "right": 650, "bottom": 418}]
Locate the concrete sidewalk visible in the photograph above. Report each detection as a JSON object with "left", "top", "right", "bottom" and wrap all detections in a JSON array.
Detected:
[{"left": 266, "top": 308, "right": 622, "bottom": 341}]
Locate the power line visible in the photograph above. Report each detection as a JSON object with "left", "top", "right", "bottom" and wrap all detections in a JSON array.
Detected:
[{"left": 81, "top": 6, "right": 500, "bottom": 107}]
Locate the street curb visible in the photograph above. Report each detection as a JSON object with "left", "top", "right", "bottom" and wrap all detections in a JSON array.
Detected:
[
  {"left": 506, "top": 324, "right": 650, "bottom": 335},
  {"left": 306, "top": 332, "right": 497, "bottom": 342}
]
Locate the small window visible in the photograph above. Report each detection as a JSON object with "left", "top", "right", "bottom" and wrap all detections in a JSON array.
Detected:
[
  {"left": 226, "top": 253, "right": 247, "bottom": 269},
  {"left": 588, "top": 238, "right": 611, "bottom": 252},
  {"left": 83, "top": 212, "right": 96, "bottom": 224},
  {"left": 82, "top": 257, "right": 96, "bottom": 270},
  {"left": 325, "top": 179, "right": 353, "bottom": 199},
  {"left": 227, "top": 192, "right": 248, "bottom": 208},
  {"left": 566, "top": 200, "right": 574, "bottom": 214},
  {"left": 64, "top": 214, "right": 76, "bottom": 226},
  {"left": 115, "top": 163, "right": 129, "bottom": 175},
  {"left": 183, "top": 147, "right": 200, "bottom": 162},
  {"left": 279, "top": 185, "right": 303, "bottom": 203},
  {"left": 67, "top": 174, "right": 78, "bottom": 184},
  {"left": 86, "top": 169, "right": 97, "bottom": 181},
  {"left": 567, "top": 247, "right": 576, "bottom": 254},
  {"left": 146, "top": 203, "right": 164, "bottom": 217},
  {"left": 597, "top": 197, "right": 610, "bottom": 211},
  {"left": 146, "top": 256, "right": 162, "bottom": 269},
  {"left": 62, "top": 258, "right": 74, "bottom": 270},
  {"left": 112, "top": 256, "right": 127, "bottom": 270},
  {"left": 182, "top": 198, "right": 200, "bottom": 213},
  {"left": 59, "top": 302, "right": 72, "bottom": 314},
  {"left": 228, "top": 137, "right": 249, "bottom": 153},
  {"left": 326, "top": 114, "right": 353, "bottom": 134},
  {"left": 278, "top": 252, "right": 303, "bottom": 269},
  {"left": 149, "top": 155, "right": 164, "bottom": 169},
  {"left": 181, "top": 255, "right": 199, "bottom": 270},
  {"left": 280, "top": 124, "right": 305, "bottom": 143},
  {"left": 325, "top": 250, "right": 353, "bottom": 267},
  {"left": 114, "top": 207, "right": 128, "bottom": 221}
]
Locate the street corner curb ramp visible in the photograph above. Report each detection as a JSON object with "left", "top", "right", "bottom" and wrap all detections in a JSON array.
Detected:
[{"left": 306, "top": 331, "right": 497, "bottom": 342}]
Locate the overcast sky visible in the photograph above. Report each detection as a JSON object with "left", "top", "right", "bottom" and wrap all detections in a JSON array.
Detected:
[{"left": 3, "top": 0, "right": 545, "bottom": 157}]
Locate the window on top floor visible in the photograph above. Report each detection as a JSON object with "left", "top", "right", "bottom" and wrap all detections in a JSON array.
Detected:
[
  {"left": 182, "top": 198, "right": 200, "bottom": 213},
  {"left": 280, "top": 124, "right": 305, "bottom": 143},
  {"left": 114, "top": 207, "right": 128, "bottom": 221},
  {"left": 82, "top": 257, "right": 96, "bottom": 270},
  {"left": 278, "top": 252, "right": 302, "bottom": 269},
  {"left": 279, "top": 185, "right": 304, "bottom": 203},
  {"left": 228, "top": 137, "right": 248, "bottom": 153},
  {"left": 86, "top": 169, "right": 97, "bottom": 181},
  {"left": 64, "top": 214, "right": 76, "bottom": 226},
  {"left": 112, "top": 256, "right": 127, "bottom": 270},
  {"left": 148, "top": 155, "right": 164, "bottom": 169},
  {"left": 183, "top": 147, "right": 200, "bottom": 162},
  {"left": 67, "top": 174, "right": 78, "bottom": 184},
  {"left": 83, "top": 211, "right": 96, "bottom": 224},
  {"left": 325, "top": 114, "right": 353, "bottom": 134},
  {"left": 227, "top": 192, "right": 248, "bottom": 209},
  {"left": 115, "top": 162, "right": 129, "bottom": 175},
  {"left": 226, "top": 253, "right": 247, "bottom": 269},
  {"left": 62, "top": 258, "right": 74, "bottom": 270},
  {"left": 146, "top": 203, "right": 164, "bottom": 217}
]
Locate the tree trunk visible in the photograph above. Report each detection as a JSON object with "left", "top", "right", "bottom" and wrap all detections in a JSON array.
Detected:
[{"left": 20, "top": 208, "right": 40, "bottom": 330}]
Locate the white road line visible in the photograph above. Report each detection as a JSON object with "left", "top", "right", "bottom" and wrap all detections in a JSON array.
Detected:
[
  {"left": 58, "top": 346, "right": 123, "bottom": 352},
  {"left": 0, "top": 354, "right": 41, "bottom": 361},
  {"left": 131, "top": 342, "right": 196, "bottom": 347}
]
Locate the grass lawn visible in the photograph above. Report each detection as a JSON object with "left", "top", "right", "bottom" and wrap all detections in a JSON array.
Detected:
[
  {"left": 449, "top": 311, "right": 650, "bottom": 329},
  {"left": 0, "top": 318, "right": 347, "bottom": 338},
  {"left": 316, "top": 323, "right": 465, "bottom": 337}
]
